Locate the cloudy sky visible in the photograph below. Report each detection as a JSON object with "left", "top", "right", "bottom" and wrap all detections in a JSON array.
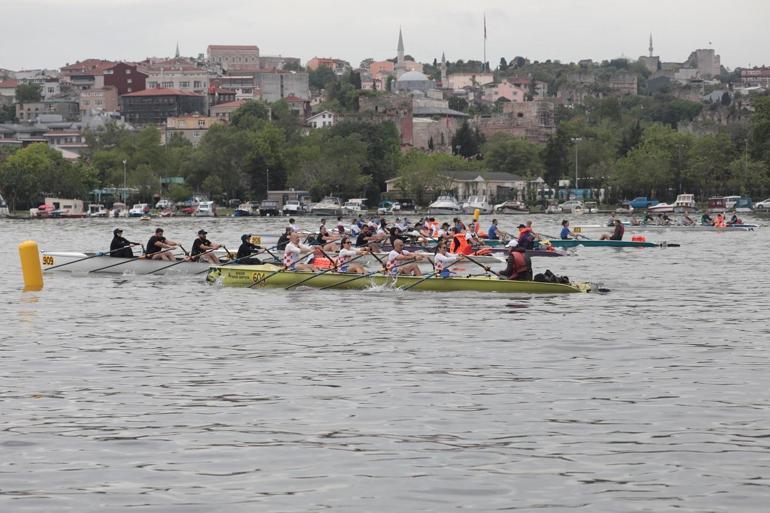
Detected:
[{"left": 2, "top": 0, "right": 768, "bottom": 71}]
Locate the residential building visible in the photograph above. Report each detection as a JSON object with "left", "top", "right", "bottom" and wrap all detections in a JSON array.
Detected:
[
  {"left": 306, "top": 110, "right": 337, "bottom": 129},
  {"left": 740, "top": 67, "right": 770, "bottom": 88},
  {"left": 285, "top": 95, "right": 311, "bottom": 118},
  {"left": 385, "top": 171, "right": 527, "bottom": 202},
  {"left": 206, "top": 45, "right": 260, "bottom": 71},
  {"left": 143, "top": 60, "right": 209, "bottom": 97},
  {"left": 259, "top": 55, "right": 301, "bottom": 70},
  {"left": 210, "top": 76, "right": 261, "bottom": 100},
  {"left": 16, "top": 99, "right": 79, "bottom": 122},
  {"left": 103, "top": 62, "right": 147, "bottom": 95},
  {"left": 60, "top": 59, "right": 115, "bottom": 89},
  {"left": 120, "top": 88, "right": 205, "bottom": 125},
  {"left": 507, "top": 77, "right": 548, "bottom": 97},
  {"left": 0, "top": 79, "right": 18, "bottom": 99},
  {"left": 307, "top": 57, "right": 351, "bottom": 75},
  {"left": 254, "top": 71, "right": 310, "bottom": 102},
  {"left": 446, "top": 72, "right": 494, "bottom": 90},
  {"left": 210, "top": 100, "right": 247, "bottom": 122},
  {"left": 165, "top": 115, "right": 223, "bottom": 145},
  {"left": 79, "top": 86, "right": 119, "bottom": 115},
  {"left": 483, "top": 81, "right": 527, "bottom": 103}
]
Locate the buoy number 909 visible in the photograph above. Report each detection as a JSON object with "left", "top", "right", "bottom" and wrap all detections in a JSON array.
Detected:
[{"left": 42, "top": 255, "right": 54, "bottom": 266}]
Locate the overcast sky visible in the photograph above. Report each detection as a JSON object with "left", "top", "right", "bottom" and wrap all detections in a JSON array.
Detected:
[{"left": 2, "top": 0, "right": 768, "bottom": 71}]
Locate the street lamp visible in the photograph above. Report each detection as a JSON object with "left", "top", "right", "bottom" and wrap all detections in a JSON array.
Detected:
[
  {"left": 122, "top": 159, "right": 127, "bottom": 203},
  {"left": 571, "top": 137, "right": 582, "bottom": 198},
  {"left": 266, "top": 168, "right": 270, "bottom": 195}
]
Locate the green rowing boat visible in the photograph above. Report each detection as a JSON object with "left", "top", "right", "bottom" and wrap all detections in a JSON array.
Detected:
[
  {"left": 544, "top": 239, "right": 672, "bottom": 248},
  {"left": 206, "top": 264, "right": 591, "bottom": 294}
]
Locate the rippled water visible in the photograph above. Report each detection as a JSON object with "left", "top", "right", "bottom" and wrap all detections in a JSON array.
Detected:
[{"left": 1, "top": 214, "right": 769, "bottom": 512}]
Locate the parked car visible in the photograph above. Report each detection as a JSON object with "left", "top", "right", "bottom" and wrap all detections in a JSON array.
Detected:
[
  {"left": 626, "top": 197, "right": 660, "bottom": 210},
  {"left": 754, "top": 198, "right": 770, "bottom": 210},
  {"left": 155, "top": 199, "right": 173, "bottom": 209},
  {"left": 559, "top": 200, "right": 584, "bottom": 213}
]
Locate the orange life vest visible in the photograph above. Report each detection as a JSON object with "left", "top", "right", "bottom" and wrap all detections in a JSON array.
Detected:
[
  {"left": 451, "top": 234, "right": 473, "bottom": 255},
  {"left": 312, "top": 255, "right": 334, "bottom": 269},
  {"left": 509, "top": 251, "right": 529, "bottom": 279}
]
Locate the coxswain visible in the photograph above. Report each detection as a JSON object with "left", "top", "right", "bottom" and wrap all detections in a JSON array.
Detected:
[
  {"left": 498, "top": 246, "right": 532, "bottom": 281},
  {"left": 145, "top": 228, "right": 179, "bottom": 261},
  {"left": 283, "top": 231, "right": 315, "bottom": 271},
  {"left": 433, "top": 238, "right": 463, "bottom": 278},
  {"left": 450, "top": 227, "right": 474, "bottom": 255},
  {"left": 336, "top": 237, "right": 368, "bottom": 274},
  {"left": 559, "top": 219, "right": 578, "bottom": 240},
  {"left": 387, "top": 238, "right": 424, "bottom": 276},
  {"left": 235, "top": 234, "right": 263, "bottom": 265},
  {"left": 190, "top": 229, "right": 221, "bottom": 264},
  {"left": 308, "top": 246, "right": 336, "bottom": 271},
  {"left": 600, "top": 219, "right": 625, "bottom": 240},
  {"left": 110, "top": 228, "right": 137, "bottom": 258}
]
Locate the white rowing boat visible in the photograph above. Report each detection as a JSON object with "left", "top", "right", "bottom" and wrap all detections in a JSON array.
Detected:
[
  {"left": 41, "top": 251, "right": 212, "bottom": 275},
  {"left": 573, "top": 223, "right": 758, "bottom": 233}
]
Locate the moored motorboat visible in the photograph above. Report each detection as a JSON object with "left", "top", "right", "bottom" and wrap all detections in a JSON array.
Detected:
[
  {"left": 428, "top": 195, "right": 462, "bottom": 215},
  {"left": 206, "top": 264, "right": 591, "bottom": 294},
  {"left": 310, "top": 197, "right": 343, "bottom": 217}
]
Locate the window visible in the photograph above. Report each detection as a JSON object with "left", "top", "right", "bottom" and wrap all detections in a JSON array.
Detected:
[
  {"left": 162, "top": 81, "right": 174, "bottom": 88},
  {"left": 127, "top": 79, "right": 132, "bottom": 84},
  {"left": 193, "top": 81, "right": 202, "bottom": 88},
  {"left": 198, "top": 119, "right": 206, "bottom": 127},
  {"left": 126, "top": 69, "right": 131, "bottom": 74}
]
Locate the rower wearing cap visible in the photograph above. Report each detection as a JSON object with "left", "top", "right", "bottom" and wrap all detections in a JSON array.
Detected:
[
  {"left": 236, "top": 234, "right": 263, "bottom": 265},
  {"left": 145, "top": 228, "right": 179, "bottom": 261},
  {"left": 190, "top": 229, "right": 221, "bottom": 264},
  {"left": 498, "top": 246, "right": 532, "bottom": 281},
  {"left": 517, "top": 223, "right": 536, "bottom": 250},
  {"left": 110, "top": 228, "right": 136, "bottom": 258}
]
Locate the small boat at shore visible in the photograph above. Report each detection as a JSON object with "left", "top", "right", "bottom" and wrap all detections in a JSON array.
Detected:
[{"left": 206, "top": 264, "right": 591, "bottom": 294}]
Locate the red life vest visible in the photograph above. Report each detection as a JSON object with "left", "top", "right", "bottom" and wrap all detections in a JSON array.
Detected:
[{"left": 508, "top": 251, "right": 529, "bottom": 279}]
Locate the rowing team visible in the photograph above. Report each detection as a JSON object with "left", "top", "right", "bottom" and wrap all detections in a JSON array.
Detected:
[
  {"left": 110, "top": 227, "right": 534, "bottom": 281},
  {"left": 110, "top": 227, "right": 263, "bottom": 265}
]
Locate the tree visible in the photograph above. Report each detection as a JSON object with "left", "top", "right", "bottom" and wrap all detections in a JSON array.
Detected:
[
  {"left": 0, "top": 104, "right": 15, "bottom": 123},
  {"left": 483, "top": 133, "right": 543, "bottom": 176},
  {"left": 309, "top": 65, "right": 337, "bottom": 90},
  {"left": 749, "top": 96, "right": 770, "bottom": 164},
  {"left": 448, "top": 96, "right": 468, "bottom": 112},
  {"left": 230, "top": 100, "right": 271, "bottom": 131},
  {"left": 499, "top": 57, "right": 508, "bottom": 71},
  {"left": 15, "top": 83, "right": 41, "bottom": 103},
  {"left": 395, "top": 151, "right": 478, "bottom": 206},
  {"left": 451, "top": 121, "right": 484, "bottom": 158}
]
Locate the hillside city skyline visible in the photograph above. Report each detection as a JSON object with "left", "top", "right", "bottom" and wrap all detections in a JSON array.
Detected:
[{"left": 1, "top": 0, "right": 768, "bottom": 71}]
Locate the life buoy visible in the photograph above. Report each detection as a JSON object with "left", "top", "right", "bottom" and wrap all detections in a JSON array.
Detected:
[{"left": 474, "top": 247, "right": 492, "bottom": 256}]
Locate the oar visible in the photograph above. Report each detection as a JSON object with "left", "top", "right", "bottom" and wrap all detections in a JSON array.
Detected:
[
  {"left": 316, "top": 246, "right": 339, "bottom": 271},
  {"left": 194, "top": 245, "right": 279, "bottom": 275},
  {"left": 462, "top": 253, "right": 493, "bottom": 275},
  {"left": 89, "top": 246, "right": 177, "bottom": 274},
  {"left": 317, "top": 256, "right": 421, "bottom": 291},
  {"left": 144, "top": 247, "right": 219, "bottom": 275},
  {"left": 401, "top": 256, "right": 466, "bottom": 291},
  {"left": 44, "top": 244, "right": 140, "bottom": 271},
  {"left": 284, "top": 251, "right": 369, "bottom": 290}
]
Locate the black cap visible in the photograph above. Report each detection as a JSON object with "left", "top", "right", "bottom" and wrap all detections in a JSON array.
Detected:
[
  {"left": 241, "top": 233, "right": 252, "bottom": 241},
  {"left": 517, "top": 224, "right": 526, "bottom": 228},
  {"left": 113, "top": 228, "right": 122, "bottom": 234},
  {"left": 198, "top": 229, "right": 207, "bottom": 235}
]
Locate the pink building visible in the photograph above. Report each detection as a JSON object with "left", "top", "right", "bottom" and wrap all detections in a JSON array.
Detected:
[{"left": 483, "top": 81, "right": 526, "bottom": 103}]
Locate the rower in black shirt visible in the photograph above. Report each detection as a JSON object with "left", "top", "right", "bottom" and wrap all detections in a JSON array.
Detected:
[
  {"left": 235, "top": 234, "right": 263, "bottom": 264},
  {"left": 145, "top": 227, "right": 179, "bottom": 261},
  {"left": 190, "top": 229, "right": 221, "bottom": 264},
  {"left": 109, "top": 228, "right": 135, "bottom": 258}
]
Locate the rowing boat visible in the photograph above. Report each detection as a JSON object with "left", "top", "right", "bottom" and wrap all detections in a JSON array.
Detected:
[
  {"left": 206, "top": 264, "right": 591, "bottom": 294},
  {"left": 41, "top": 251, "right": 211, "bottom": 274},
  {"left": 573, "top": 223, "right": 758, "bottom": 233},
  {"left": 543, "top": 239, "right": 673, "bottom": 248}
]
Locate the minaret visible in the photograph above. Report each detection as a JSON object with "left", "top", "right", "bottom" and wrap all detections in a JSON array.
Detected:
[
  {"left": 440, "top": 52, "right": 447, "bottom": 87},
  {"left": 396, "top": 27, "right": 405, "bottom": 77},
  {"left": 175, "top": 41, "right": 180, "bottom": 59},
  {"left": 649, "top": 33, "right": 653, "bottom": 57}
]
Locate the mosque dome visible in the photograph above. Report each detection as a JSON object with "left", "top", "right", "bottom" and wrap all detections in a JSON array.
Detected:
[{"left": 397, "top": 71, "right": 430, "bottom": 82}]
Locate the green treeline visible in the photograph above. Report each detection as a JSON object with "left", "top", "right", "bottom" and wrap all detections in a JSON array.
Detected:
[{"left": 2, "top": 93, "right": 770, "bottom": 210}]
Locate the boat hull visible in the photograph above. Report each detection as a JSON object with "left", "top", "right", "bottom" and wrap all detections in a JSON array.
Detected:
[
  {"left": 41, "top": 252, "right": 211, "bottom": 275},
  {"left": 207, "top": 265, "right": 590, "bottom": 294},
  {"left": 545, "top": 239, "right": 660, "bottom": 248},
  {"left": 573, "top": 224, "right": 757, "bottom": 233}
]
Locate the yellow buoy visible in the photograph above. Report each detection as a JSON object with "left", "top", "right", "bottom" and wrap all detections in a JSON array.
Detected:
[
  {"left": 473, "top": 208, "right": 480, "bottom": 221},
  {"left": 19, "top": 240, "right": 44, "bottom": 291}
]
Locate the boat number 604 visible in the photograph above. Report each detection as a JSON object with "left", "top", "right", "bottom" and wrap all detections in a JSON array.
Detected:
[{"left": 251, "top": 272, "right": 265, "bottom": 286}]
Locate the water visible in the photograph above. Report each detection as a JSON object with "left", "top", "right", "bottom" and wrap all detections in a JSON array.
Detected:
[{"left": 1, "top": 214, "right": 769, "bottom": 512}]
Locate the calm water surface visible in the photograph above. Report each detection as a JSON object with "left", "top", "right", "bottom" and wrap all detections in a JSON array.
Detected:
[{"left": 1, "top": 214, "right": 769, "bottom": 512}]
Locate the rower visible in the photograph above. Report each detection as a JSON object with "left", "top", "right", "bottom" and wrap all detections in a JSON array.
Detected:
[
  {"left": 682, "top": 212, "right": 695, "bottom": 226},
  {"left": 433, "top": 238, "right": 463, "bottom": 278},
  {"left": 336, "top": 237, "right": 368, "bottom": 274},
  {"left": 487, "top": 219, "right": 500, "bottom": 240},
  {"left": 701, "top": 213, "right": 713, "bottom": 226},
  {"left": 714, "top": 213, "right": 726, "bottom": 228},
  {"left": 498, "top": 246, "right": 532, "bottom": 281},
  {"left": 145, "top": 227, "right": 179, "bottom": 261},
  {"left": 288, "top": 218, "right": 300, "bottom": 232},
  {"left": 283, "top": 231, "right": 315, "bottom": 271},
  {"left": 276, "top": 227, "right": 292, "bottom": 250},
  {"left": 516, "top": 223, "right": 536, "bottom": 250},
  {"left": 110, "top": 228, "right": 137, "bottom": 258},
  {"left": 190, "top": 229, "right": 221, "bottom": 264},
  {"left": 387, "top": 238, "right": 424, "bottom": 276},
  {"left": 559, "top": 219, "right": 578, "bottom": 240},
  {"left": 600, "top": 219, "right": 625, "bottom": 240},
  {"left": 236, "top": 234, "right": 263, "bottom": 264}
]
